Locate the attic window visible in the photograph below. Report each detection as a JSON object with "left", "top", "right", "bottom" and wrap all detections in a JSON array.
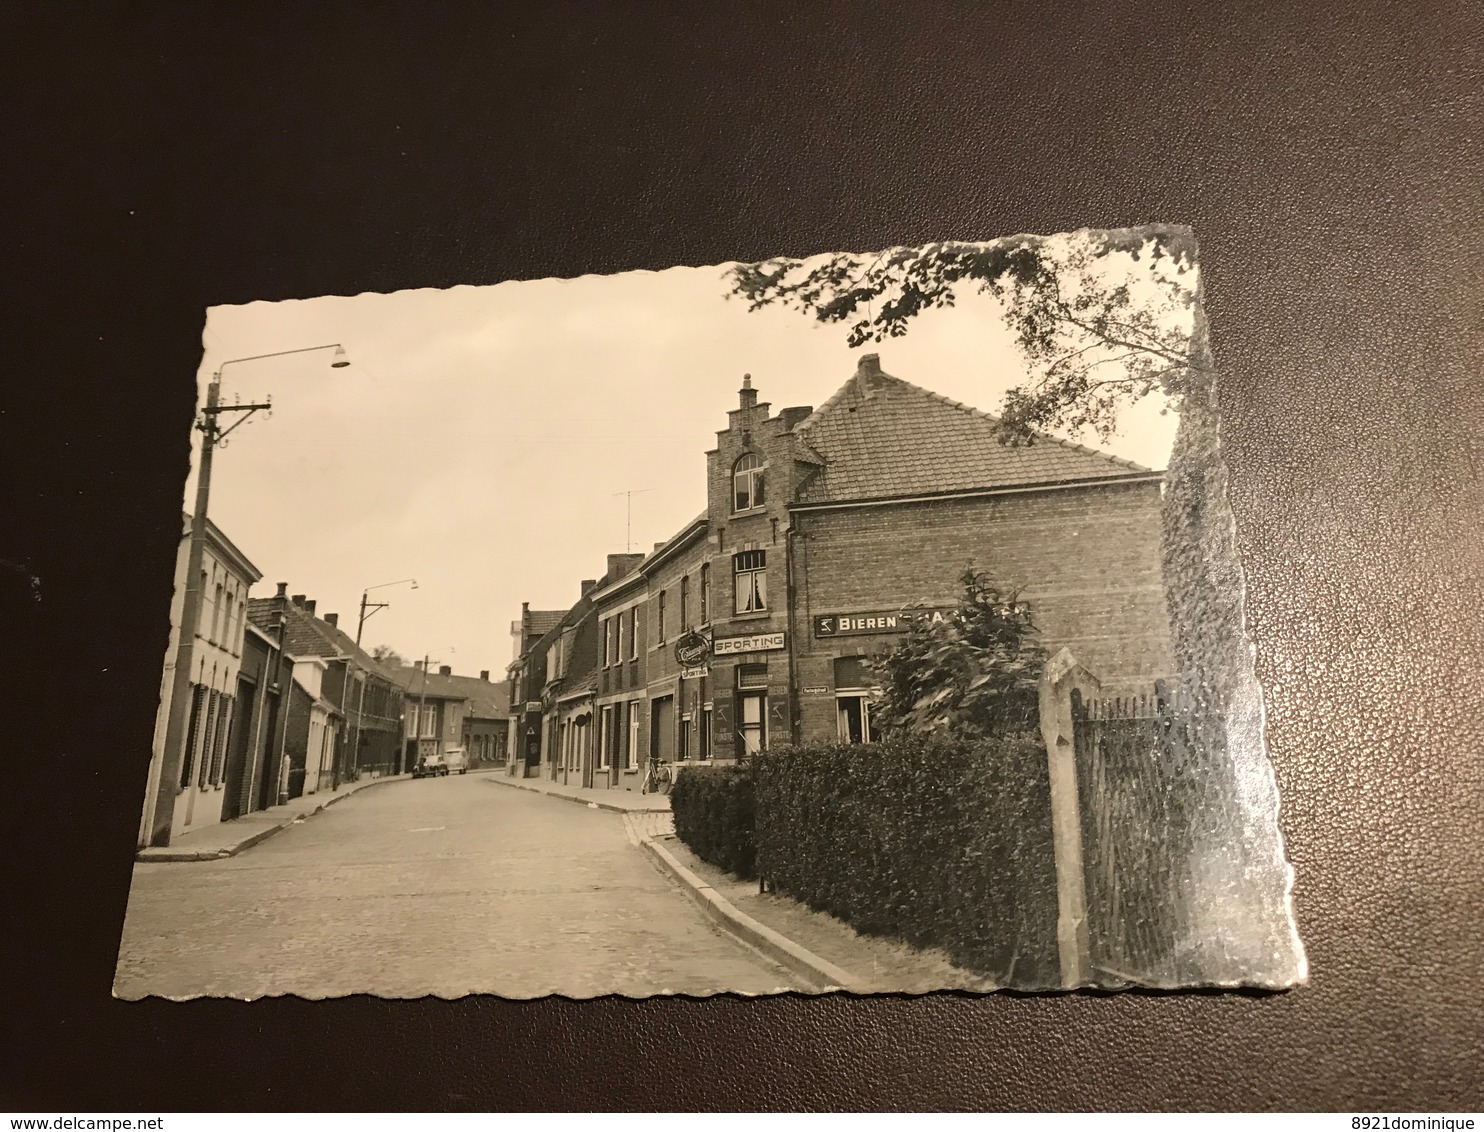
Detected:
[{"left": 733, "top": 452, "right": 765, "bottom": 512}]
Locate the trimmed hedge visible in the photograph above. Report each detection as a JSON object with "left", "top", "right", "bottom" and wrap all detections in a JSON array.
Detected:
[
  {"left": 669, "top": 763, "right": 756, "bottom": 878},
  {"left": 753, "top": 735, "right": 1060, "bottom": 987}
]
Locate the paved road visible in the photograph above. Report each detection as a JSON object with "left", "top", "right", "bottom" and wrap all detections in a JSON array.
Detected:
[{"left": 114, "top": 774, "right": 795, "bottom": 1000}]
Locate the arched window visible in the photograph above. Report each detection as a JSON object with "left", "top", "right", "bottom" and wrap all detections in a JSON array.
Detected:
[{"left": 733, "top": 452, "right": 764, "bottom": 511}]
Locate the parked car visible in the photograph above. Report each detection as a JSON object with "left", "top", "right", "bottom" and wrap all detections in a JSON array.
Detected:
[
  {"left": 444, "top": 747, "right": 469, "bottom": 775},
  {"left": 413, "top": 752, "right": 448, "bottom": 779}
]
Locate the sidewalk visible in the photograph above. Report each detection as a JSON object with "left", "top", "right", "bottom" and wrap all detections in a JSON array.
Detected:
[
  {"left": 136, "top": 773, "right": 410, "bottom": 862},
  {"left": 483, "top": 772, "right": 671, "bottom": 813},
  {"left": 631, "top": 820, "right": 999, "bottom": 995}
]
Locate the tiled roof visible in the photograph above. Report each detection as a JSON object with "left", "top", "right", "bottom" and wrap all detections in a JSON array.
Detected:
[
  {"left": 389, "top": 666, "right": 510, "bottom": 718},
  {"left": 792, "top": 357, "right": 1155, "bottom": 504},
  {"left": 525, "top": 610, "right": 566, "bottom": 639},
  {"left": 245, "top": 598, "right": 402, "bottom": 683}
]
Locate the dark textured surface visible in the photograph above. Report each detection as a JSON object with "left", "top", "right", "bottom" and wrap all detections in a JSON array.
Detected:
[{"left": 3, "top": 1, "right": 1482, "bottom": 1112}]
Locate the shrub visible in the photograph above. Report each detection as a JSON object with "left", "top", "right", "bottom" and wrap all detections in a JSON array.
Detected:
[
  {"left": 753, "top": 733, "right": 1060, "bottom": 987},
  {"left": 870, "top": 568, "right": 1048, "bottom": 740},
  {"left": 670, "top": 763, "right": 756, "bottom": 878}
]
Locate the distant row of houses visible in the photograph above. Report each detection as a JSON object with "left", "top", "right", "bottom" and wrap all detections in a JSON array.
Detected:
[
  {"left": 504, "top": 354, "right": 1177, "bottom": 790},
  {"left": 138, "top": 521, "right": 509, "bottom": 849}
]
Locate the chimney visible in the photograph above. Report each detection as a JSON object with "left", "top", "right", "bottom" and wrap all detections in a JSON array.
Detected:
[
  {"left": 414, "top": 660, "right": 425, "bottom": 671},
  {"left": 324, "top": 613, "right": 338, "bottom": 628},
  {"left": 276, "top": 582, "right": 288, "bottom": 598},
  {"left": 438, "top": 665, "right": 452, "bottom": 677},
  {"left": 607, "top": 552, "right": 646, "bottom": 579},
  {"left": 580, "top": 579, "right": 598, "bottom": 596},
  {"left": 778, "top": 405, "right": 814, "bottom": 431},
  {"left": 654, "top": 542, "right": 666, "bottom": 552},
  {"left": 855, "top": 353, "right": 884, "bottom": 398},
  {"left": 291, "top": 594, "right": 306, "bottom": 608},
  {"left": 480, "top": 670, "right": 490, "bottom": 681},
  {"left": 739, "top": 372, "right": 757, "bottom": 411},
  {"left": 304, "top": 599, "right": 316, "bottom": 616}
]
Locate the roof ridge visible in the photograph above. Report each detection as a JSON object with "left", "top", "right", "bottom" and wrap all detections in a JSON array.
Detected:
[
  {"left": 802, "top": 365, "right": 1151, "bottom": 474},
  {"left": 887, "top": 372, "right": 1153, "bottom": 472}
]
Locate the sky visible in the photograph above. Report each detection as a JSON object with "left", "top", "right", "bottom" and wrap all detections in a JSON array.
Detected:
[{"left": 189, "top": 244, "right": 1182, "bottom": 675}]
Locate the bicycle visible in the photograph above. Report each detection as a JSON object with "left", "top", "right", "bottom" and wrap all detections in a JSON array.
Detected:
[{"left": 641, "top": 757, "right": 673, "bottom": 795}]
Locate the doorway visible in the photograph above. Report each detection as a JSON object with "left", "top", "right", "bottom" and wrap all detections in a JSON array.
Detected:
[
  {"left": 221, "top": 676, "right": 256, "bottom": 820},
  {"left": 651, "top": 695, "right": 675, "bottom": 769}
]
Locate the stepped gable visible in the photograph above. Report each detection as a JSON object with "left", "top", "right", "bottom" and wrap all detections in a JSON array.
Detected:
[{"left": 790, "top": 354, "right": 1155, "bottom": 505}]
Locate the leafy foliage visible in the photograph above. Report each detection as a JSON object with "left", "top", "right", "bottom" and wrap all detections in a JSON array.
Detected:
[
  {"left": 725, "top": 225, "right": 1204, "bottom": 445},
  {"left": 753, "top": 735, "right": 1060, "bottom": 987},
  {"left": 669, "top": 764, "right": 757, "bottom": 878},
  {"left": 869, "top": 568, "right": 1048, "bottom": 740},
  {"left": 370, "top": 644, "right": 404, "bottom": 668}
]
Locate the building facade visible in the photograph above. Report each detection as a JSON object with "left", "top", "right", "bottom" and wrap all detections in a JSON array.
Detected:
[
  {"left": 140, "top": 515, "right": 263, "bottom": 848},
  {"left": 589, "top": 562, "right": 649, "bottom": 789},
  {"left": 228, "top": 618, "right": 296, "bottom": 820},
  {"left": 247, "top": 587, "right": 409, "bottom": 787},
  {"left": 505, "top": 605, "right": 566, "bottom": 778},
  {"left": 536, "top": 355, "right": 1175, "bottom": 778}
]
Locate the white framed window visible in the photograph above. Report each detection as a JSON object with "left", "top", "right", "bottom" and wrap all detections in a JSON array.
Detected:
[
  {"left": 680, "top": 576, "right": 689, "bottom": 630},
  {"left": 836, "top": 695, "right": 874, "bottom": 744},
  {"left": 598, "top": 705, "right": 613, "bottom": 770},
  {"left": 210, "top": 695, "right": 234, "bottom": 784},
  {"left": 733, "top": 452, "right": 764, "bottom": 512},
  {"left": 603, "top": 618, "right": 612, "bottom": 667},
  {"left": 739, "top": 691, "right": 766, "bottom": 756},
  {"left": 615, "top": 613, "right": 624, "bottom": 664},
  {"left": 198, "top": 690, "right": 219, "bottom": 788},
  {"left": 629, "top": 606, "right": 639, "bottom": 660},
  {"left": 700, "top": 703, "right": 713, "bottom": 759},
  {"left": 657, "top": 590, "right": 667, "bottom": 644},
  {"left": 699, "top": 563, "right": 710, "bottom": 625},
  {"left": 733, "top": 550, "right": 767, "bottom": 614}
]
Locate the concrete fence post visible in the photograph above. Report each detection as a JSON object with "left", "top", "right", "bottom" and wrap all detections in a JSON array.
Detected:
[{"left": 1038, "top": 647, "right": 1100, "bottom": 989}]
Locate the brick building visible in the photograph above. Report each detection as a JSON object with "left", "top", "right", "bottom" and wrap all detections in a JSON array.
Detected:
[
  {"left": 504, "top": 354, "right": 1172, "bottom": 780},
  {"left": 589, "top": 554, "right": 652, "bottom": 789},
  {"left": 580, "top": 354, "right": 1174, "bottom": 774},
  {"left": 247, "top": 587, "right": 408, "bottom": 786},
  {"left": 782, "top": 354, "right": 1174, "bottom": 745},
  {"left": 505, "top": 604, "right": 566, "bottom": 777}
]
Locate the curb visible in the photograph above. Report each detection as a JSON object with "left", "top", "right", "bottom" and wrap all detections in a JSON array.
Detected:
[
  {"left": 483, "top": 773, "right": 670, "bottom": 815},
  {"left": 135, "top": 775, "right": 407, "bottom": 863},
  {"left": 637, "top": 832, "right": 859, "bottom": 994}
]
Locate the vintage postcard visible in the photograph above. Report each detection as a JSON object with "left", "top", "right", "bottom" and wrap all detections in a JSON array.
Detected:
[{"left": 114, "top": 225, "right": 1306, "bottom": 999}]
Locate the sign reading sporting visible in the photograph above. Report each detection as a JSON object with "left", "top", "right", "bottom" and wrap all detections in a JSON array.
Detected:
[
  {"left": 673, "top": 629, "right": 711, "bottom": 668},
  {"left": 813, "top": 609, "right": 952, "bottom": 637},
  {"left": 712, "top": 631, "right": 786, "bottom": 656}
]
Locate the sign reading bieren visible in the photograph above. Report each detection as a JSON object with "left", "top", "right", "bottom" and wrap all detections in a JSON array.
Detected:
[
  {"left": 712, "top": 631, "right": 786, "bottom": 656},
  {"left": 813, "top": 609, "right": 951, "bottom": 637}
]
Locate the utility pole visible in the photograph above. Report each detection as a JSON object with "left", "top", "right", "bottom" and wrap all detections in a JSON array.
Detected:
[
  {"left": 415, "top": 654, "right": 436, "bottom": 769},
  {"left": 612, "top": 488, "right": 654, "bottom": 554},
  {"left": 148, "top": 343, "right": 347, "bottom": 846},
  {"left": 149, "top": 378, "right": 269, "bottom": 845},
  {"left": 356, "top": 577, "right": 417, "bottom": 647}
]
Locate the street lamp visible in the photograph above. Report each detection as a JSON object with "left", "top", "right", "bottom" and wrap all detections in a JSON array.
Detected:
[
  {"left": 147, "top": 343, "right": 350, "bottom": 847},
  {"left": 357, "top": 577, "right": 418, "bottom": 647}
]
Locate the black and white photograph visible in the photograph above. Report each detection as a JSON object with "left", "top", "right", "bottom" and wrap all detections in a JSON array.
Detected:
[{"left": 112, "top": 224, "right": 1308, "bottom": 1000}]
